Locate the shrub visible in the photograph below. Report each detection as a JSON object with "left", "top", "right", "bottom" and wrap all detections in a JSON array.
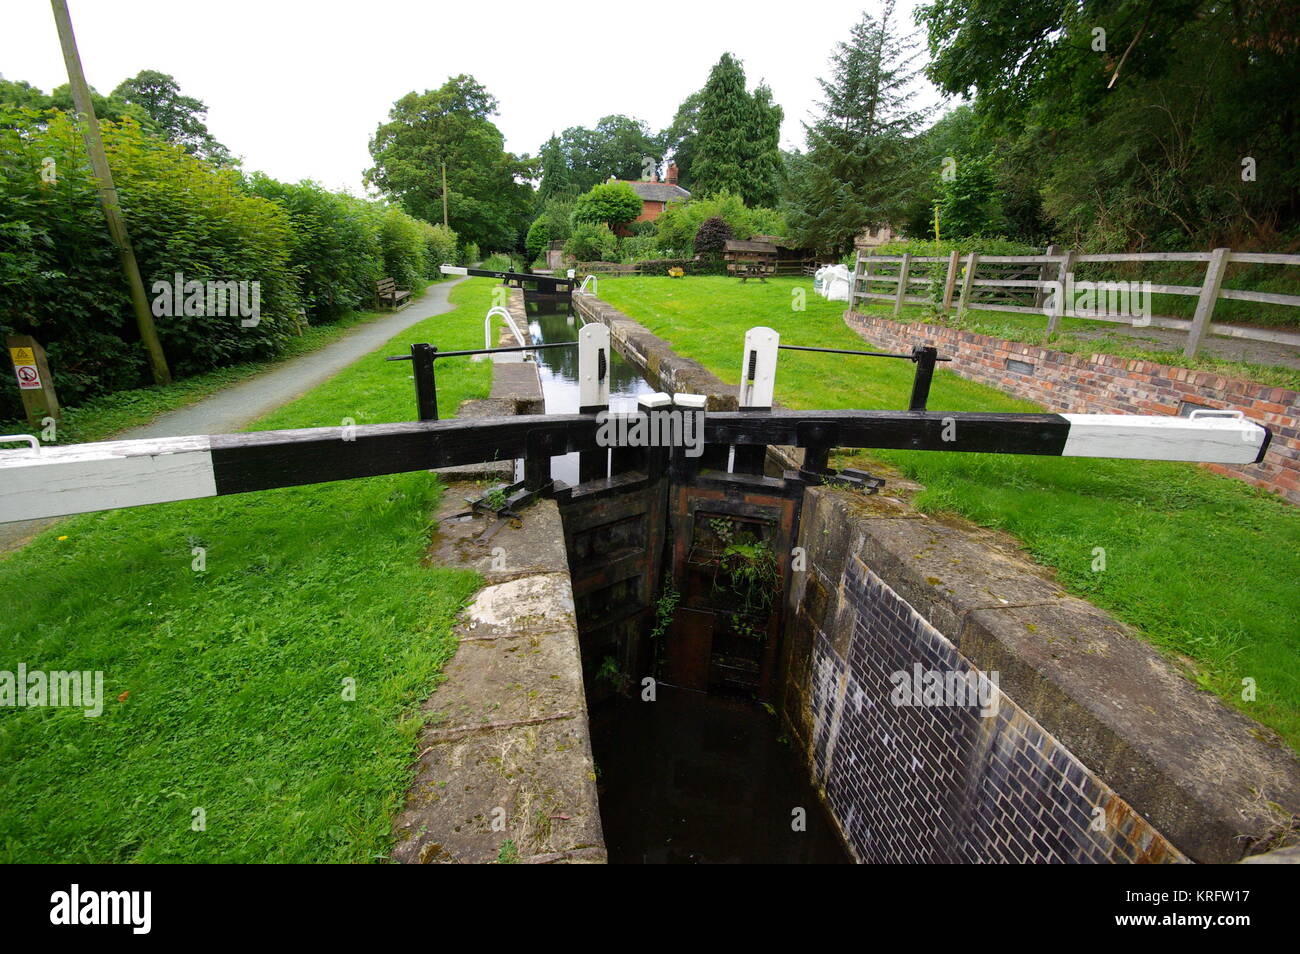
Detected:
[
  {"left": 525, "top": 217, "right": 550, "bottom": 262},
  {"left": 654, "top": 190, "right": 787, "bottom": 255},
  {"left": 694, "top": 216, "right": 733, "bottom": 256},
  {"left": 371, "top": 205, "right": 427, "bottom": 288},
  {"left": 620, "top": 236, "right": 660, "bottom": 262},
  {"left": 245, "top": 175, "right": 383, "bottom": 321},
  {"left": 420, "top": 222, "right": 458, "bottom": 278},
  {"left": 571, "top": 181, "right": 642, "bottom": 230},
  {"left": 480, "top": 252, "right": 513, "bottom": 271},
  {"left": 457, "top": 241, "right": 480, "bottom": 266},
  {"left": 564, "top": 222, "right": 618, "bottom": 262}
]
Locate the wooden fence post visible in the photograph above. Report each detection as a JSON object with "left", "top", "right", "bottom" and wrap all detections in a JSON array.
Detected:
[
  {"left": 893, "top": 252, "right": 912, "bottom": 318},
  {"left": 861, "top": 251, "right": 875, "bottom": 307},
  {"left": 957, "top": 253, "right": 979, "bottom": 318},
  {"left": 1185, "top": 247, "right": 1231, "bottom": 358},
  {"left": 942, "top": 250, "right": 960, "bottom": 314},
  {"left": 1046, "top": 249, "right": 1077, "bottom": 335},
  {"left": 850, "top": 252, "right": 865, "bottom": 310},
  {"left": 1035, "top": 244, "right": 1061, "bottom": 309},
  {"left": 6, "top": 334, "right": 60, "bottom": 429}
]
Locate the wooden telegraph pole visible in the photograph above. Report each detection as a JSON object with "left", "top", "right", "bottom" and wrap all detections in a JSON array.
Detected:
[{"left": 50, "top": 0, "right": 171, "bottom": 385}]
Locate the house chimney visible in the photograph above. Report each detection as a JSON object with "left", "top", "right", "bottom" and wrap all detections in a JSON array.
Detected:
[{"left": 666, "top": 163, "right": 678, "bottom": 185}]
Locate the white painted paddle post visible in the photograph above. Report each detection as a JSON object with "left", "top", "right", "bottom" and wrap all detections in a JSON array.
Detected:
[
  {"left": 578, "top": 323, "right": 612, "bottom": 481},
  {"left": 578, "top": 323, "right": 610, "bottom": 413},
  {"left": 739, "top": 327, "right": 779, "bottom": 409},
  {"left": 735, "top": 326, "right": 780, "bottom": 473}
]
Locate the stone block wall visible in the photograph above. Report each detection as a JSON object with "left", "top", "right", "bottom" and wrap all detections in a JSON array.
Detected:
[{"left": 785, "top": 487, "right": 1300, "bottom": 863}]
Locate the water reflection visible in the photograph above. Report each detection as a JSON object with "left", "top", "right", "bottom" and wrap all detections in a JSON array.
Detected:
[{"left": 525, "top": 299, "right": 653, "bottom": 485}]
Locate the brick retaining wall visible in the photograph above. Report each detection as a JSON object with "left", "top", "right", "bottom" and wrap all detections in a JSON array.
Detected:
[{"left": 844, "top": 310, "right": 1300, "bottom": 505}]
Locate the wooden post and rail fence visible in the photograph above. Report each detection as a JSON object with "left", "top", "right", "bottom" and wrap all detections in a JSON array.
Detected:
[{"left": 849, "top": 247, "right": 1300, "bottom": 359}]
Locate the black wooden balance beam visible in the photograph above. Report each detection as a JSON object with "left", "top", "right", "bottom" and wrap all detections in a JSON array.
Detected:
[
  {"left": 439, "top": 264, "right": 573, "bottom": 292},
  {"left": 0, "top": 409, "right": 1270, "bottom": 523}
]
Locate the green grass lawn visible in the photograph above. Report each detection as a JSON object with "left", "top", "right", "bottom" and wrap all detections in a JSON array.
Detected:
[
  {"left": 599, "top": 275, "right": 1300, "bottom": 749},
  {"left": 0, "top": 279, "right": 495, "bottom": 862}
]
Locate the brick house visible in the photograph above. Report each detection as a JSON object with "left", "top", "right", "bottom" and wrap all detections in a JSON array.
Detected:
[{"left": 616, "top": 164, "right": 690, "bottom": 227}]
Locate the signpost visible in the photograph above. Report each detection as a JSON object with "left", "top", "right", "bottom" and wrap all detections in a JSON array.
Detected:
[{"left": 6, "top": 334, "right": 59, "bottom": 428}]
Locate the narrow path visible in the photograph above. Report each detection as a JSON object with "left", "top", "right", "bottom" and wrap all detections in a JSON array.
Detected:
[
  {"left": 0, "top": 279, "right": 464, "bottom": 554},
  {"left": 1067, "top": 322, "right": 1300, "bottom": 371}
]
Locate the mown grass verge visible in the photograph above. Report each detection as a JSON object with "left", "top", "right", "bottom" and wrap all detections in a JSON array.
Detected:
[
  {"left": 598, "top": 275, "right": 1300, "bottom": 750},
  {"left": 875, "top": 300, "right": 1300, "bottom": 391},
  {"left": 0, "top": 278, "right": 495, "bottom": 862}
]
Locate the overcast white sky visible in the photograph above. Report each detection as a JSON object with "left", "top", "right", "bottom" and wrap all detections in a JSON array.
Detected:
[{"left": 2, "top": 0, "right": 945, "bottom": 194}]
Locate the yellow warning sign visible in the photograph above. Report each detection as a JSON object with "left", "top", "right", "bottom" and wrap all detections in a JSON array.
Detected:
[{"left": 9, "top": 347, "right": 35, "bottom": 365}]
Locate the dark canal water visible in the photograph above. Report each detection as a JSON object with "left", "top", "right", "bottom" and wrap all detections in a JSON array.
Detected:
[
  {"left": 589, "top": 686, "right": 851, "bottom": 863},
  {"left": 525, "top": 295, "right": 852, "bottom": 864}
]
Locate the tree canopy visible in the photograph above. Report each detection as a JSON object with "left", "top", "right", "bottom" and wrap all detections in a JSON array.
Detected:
[
  {"left": 787, "top": 2, "right": 929, "bottom": 252},
  {"left": 914, "top": 0, "right": 1300, "bottom": 248},
  {"left": 366, "top": 75, "right": 534, "bottom": 252},
  {"left": 686, "top": 54, "right": 784, "bottom": 205},
  {"left": 112, "top": 70, "right": 231, "bottom": 163},
  {"left": 571, "top": 181, "right": 643, "bottom": 229},
  {"left": 543, "top": 115, "right": 661, "bottom": 196}
]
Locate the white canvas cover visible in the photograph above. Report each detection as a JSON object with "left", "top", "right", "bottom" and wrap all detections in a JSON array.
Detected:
[{"left": 821, "top": 264, "right": 850, "bottom": 301}]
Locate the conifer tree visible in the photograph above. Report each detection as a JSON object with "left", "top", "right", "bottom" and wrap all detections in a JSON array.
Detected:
[
  {"left": 690, "top": 54, "right": 783, "bottom": 205},
  {"left": 789, "top": 1, "right": 929, "bottom": 251}
]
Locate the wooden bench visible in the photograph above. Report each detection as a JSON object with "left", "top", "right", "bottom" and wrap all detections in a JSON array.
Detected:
[
  {"left": 376, "top": 277, "right": 412, "bottom": 310},
  {"left": 730, "top": 262, "right": 774, "bottom": 283}
]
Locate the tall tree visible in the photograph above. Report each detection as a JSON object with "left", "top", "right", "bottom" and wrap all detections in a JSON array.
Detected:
[
  {"left": 788, "top": 2, "right": 930, "bottom": 251},
  {"left": 551, "top": 115, "right": 660, "bottom": 193},
  {"left": 918, "top": 0, "right": 1300, "bottom": 248},
  {"left": 366, "top": 75, "right": 534, "bottom": 251},
  {"left": 691, "top": 53, "right": 749, "bottom": 197},
  {"left": 746, "top": 83, "right": 785, "bottom": 206},
  {"left": 680, "top": 55, "right": 783, "bottom": 205},
  {"left": 537, "top": 133, "right": 572, "bottom": 202},
  {"left": 112, "top": 70, "right": 231, "bottom": 163},
  {"left": 660, "top": 91, "right": 702, "bottom": 188}
]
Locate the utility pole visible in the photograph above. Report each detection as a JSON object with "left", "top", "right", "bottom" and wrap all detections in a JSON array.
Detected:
[
  {"left": 50, "top": 0, "right": 171, "bottom": 385},
  {"left": 441, "top": 162, "right": 449, "bottom": 227}
]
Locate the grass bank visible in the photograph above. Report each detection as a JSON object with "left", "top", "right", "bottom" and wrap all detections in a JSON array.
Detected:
[
  {"left": 598, "top": 275, "right": 1300, "bottom": 749},
  {"left": 879, "top": 301, "right": 1300, "bottom": 391},
  {"left": 0, "top": 279, "right": 495, "bottom": 862}
]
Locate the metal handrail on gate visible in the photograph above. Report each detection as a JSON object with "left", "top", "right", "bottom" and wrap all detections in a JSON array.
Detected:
[{"left": 484, "top": 305, "right": 528, "bottom": 350}]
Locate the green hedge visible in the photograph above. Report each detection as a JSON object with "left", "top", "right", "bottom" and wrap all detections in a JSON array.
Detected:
[
  {"left": 244, "top": 175, "right": 382, "bottom": 321},
  {"left": 0, "top": 108, "right": 454, "bottom": 418}
]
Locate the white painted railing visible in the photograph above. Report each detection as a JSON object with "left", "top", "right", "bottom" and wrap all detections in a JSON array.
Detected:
[{"left": 485, "top": 305, "right": 528, "bottom": 351}]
